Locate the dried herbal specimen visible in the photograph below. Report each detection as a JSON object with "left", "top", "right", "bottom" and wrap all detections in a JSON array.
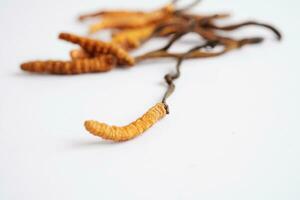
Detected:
[
  {"left": 85, "top": 103, "right": 167, "bottom": 141},
  {"left": 59, "top": 32, "right": 135, "bottom": 66},
  {"left": 20, "top": 0, "right": 282, "bottom": 142},
  {"left": 21, "top": 55, "right": 116, "bottom": 74}
]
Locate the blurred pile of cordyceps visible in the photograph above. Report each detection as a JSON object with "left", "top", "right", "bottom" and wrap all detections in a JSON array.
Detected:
[{"left": 21, "top": 0, "right": 281, "bottom": 142}]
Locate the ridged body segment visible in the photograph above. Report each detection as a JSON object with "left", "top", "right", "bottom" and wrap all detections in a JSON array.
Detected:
[
  {"left": 21, "top": 56, "right": 116, "bottom": 74},
  {"left": 59, "top": 32, "right": 135, "bottom": 66},
  {"left": 85, "top": 103, "right": 167, "bottom": 141}
]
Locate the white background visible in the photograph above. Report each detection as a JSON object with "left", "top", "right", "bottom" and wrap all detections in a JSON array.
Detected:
[{"left": 0, "top": 0, "right": 299, "bottom": 199}]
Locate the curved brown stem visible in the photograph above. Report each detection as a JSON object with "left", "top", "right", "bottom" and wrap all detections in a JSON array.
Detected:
[
  {"left": 206, "top": 21, "right": 282, "bottom": 40},
  {"left": 135, "top": 35, "right": 264, "bottom": 63},
  {"left": 161, "top": 41, "right": 217, "bottom": 113}
]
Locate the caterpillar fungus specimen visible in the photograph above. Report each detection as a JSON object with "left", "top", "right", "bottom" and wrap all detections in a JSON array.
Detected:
[
  {"left": 85, "top": 103, "right": 167, "bottom": 141},
  {"left": 85, "top": 3, "right": 175, "bottom": 33},
  {"left": 58, "top": 32, "right": 135, "bottom": 66},
  {"left": 21, "top": 55, "right": 116, "bottom": 74},
  {"left": 20, "top": 0, "right": 282, "bottom": 142}
]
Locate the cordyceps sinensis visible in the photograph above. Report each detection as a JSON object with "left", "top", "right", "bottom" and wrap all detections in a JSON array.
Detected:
[
  {"left": 83, "top": 43, "right": 211, "bottom": 142},
  {"left": 84, "top": 3, "right": 175, "bottom": 34},
  {"left": 58, "top": 32, "right": 135, "bottom": 66},
  {"left": 85, "top": 103, "right": 167, "bottom": 142},
  {"left": 19, "top": 0, "right": 282, "bottom": 142},
  {"left": 81, "top": 0, "right": 203, "bottom": 34},
  {"left": 78, "top": 0, "right": 201, "bottom": 21},
  {"left": 21, "top": 55, "right": 116, "bottom": 75}
]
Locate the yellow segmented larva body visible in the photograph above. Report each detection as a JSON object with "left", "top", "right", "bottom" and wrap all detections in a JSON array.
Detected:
[
  {"left": 89, "top": 16, "right": 152, "bottom": 33},
  {"left": 85, "top": 103, "right": 167, "bottom": 141},
  {"left": 59, "top": 32, "right": 135, "bottom": 66},
  {"left": 89, "top": 4, "right": 174, "bottom": 33},
  {"left": 112, "top": 25, "right": 155, "bottom": 50},
  {"left": 20, "top": 55, "right": 116, "bottom": 74}
]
